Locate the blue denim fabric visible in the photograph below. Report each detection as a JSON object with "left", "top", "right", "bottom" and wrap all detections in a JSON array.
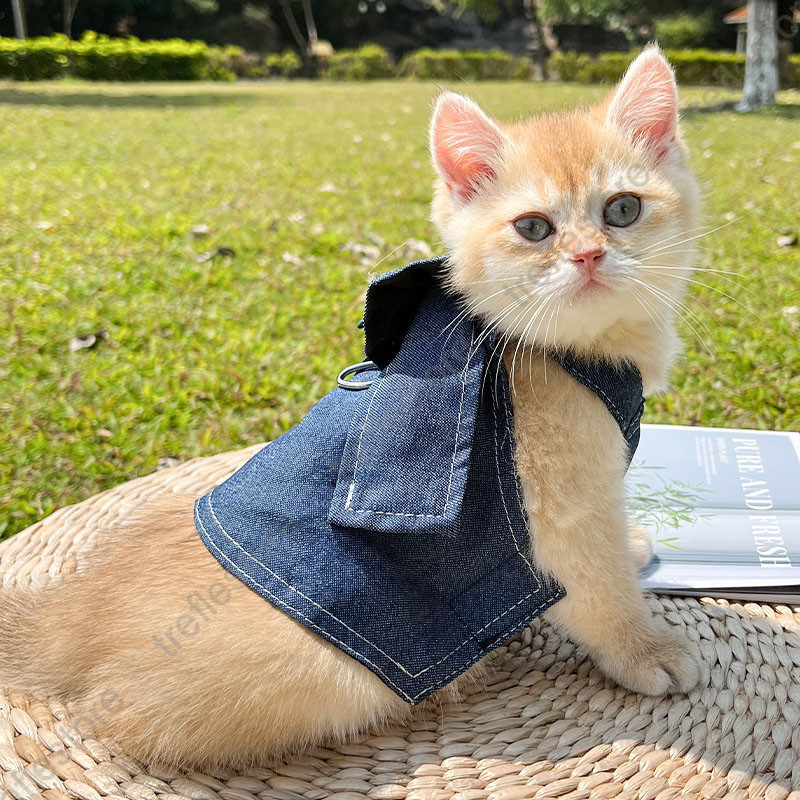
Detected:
[{"left": 194, "top": 256, "right": 644, "bottom": 704}]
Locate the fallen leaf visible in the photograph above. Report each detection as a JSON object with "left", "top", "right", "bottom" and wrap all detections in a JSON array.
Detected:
[
  {"left": 97, "top": 428, "right": 113, "bottom": 438},
  {"left": 35, "top": 221, "right": 52, "bottom": 231},
  {"left": 191, "top": 223, "right": 210, "bottom": 238},
  {"left": 196, "top": 246, "right": 236, "bottom": 262},
  {"left": 69, "top": 330, "right": 108, "bottom": 352},
  {"left": 341, "top": 241, "right": 381, "bottom": 266},
  {"left": 282, "top": 251, "right": 304, "bottom": 267},
  {"left": 401, "top": 239, "right": 432, "bottom": 260},
  {"left": 317, "top": 181, "right": 337, "bottom": 193}
]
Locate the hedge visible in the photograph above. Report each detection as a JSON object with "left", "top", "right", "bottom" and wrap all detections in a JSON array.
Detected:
[
  {"left": 1, "top": 35, "right": 798, "bottom": 87},
  {"left": 324, "top": 44, "right": 394, "bottom": 80},
  {"left": 0, "top": 33, "right": 236, "bottom": 81},
  {"left": 398, "top": 48, "right": 532, "bottom": 80},
  {"left": 548, "top": 49, "right": 800, "bottom": 88},
  {"left": 264, "top": 49, "right": 303, "bottom": 78}
]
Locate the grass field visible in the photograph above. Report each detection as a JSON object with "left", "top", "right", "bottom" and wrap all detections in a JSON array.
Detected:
[{"left": 1, "top": 80, "right": 799, "bottom": 540}]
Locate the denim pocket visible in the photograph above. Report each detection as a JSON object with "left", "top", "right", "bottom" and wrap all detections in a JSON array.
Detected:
[{"left": 329, "top": 290, "right": 484, "bottom": 536}]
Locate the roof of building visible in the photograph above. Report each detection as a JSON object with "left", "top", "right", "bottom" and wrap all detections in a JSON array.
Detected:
[{"left": 724, "top": 4, "right": 800, "bottom": 24}]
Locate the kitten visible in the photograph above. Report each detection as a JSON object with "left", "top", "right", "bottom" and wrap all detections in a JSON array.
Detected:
[{"left": 0, "top": 45, "right": 701, "bottom": 770}]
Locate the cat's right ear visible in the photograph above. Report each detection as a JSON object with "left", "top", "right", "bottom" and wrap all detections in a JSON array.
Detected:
[{"left": 430, "top": 92, "right": 505, "bottom": 203}]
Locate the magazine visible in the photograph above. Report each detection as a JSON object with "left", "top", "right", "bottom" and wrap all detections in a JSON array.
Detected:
[{"left": 629, "top": 424, "right": 800, "bottom": 603}]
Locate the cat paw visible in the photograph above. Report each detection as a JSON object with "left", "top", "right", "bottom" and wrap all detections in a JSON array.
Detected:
[
  {"left": 599, "top": 622, "right": 701, "bottom": 696},
  {"left": 627, "top": 525, "right": 654, "bottom": 572}
]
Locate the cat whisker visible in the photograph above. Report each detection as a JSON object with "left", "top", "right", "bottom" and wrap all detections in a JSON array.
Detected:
[
  {"left": 634, "top": 224, "right": 716, "bottom": 257},
  {"left": 637, "top": 262, "right": 739, "bottom": 275},
  {"left": 635, "top": 220, "right": 728, "bottom": 255},
  {"left": 638, "top": 268, "right": 753, "bottom": 310},
  {"left": 511, "top": 295, "right": 553, "bottom": 392},
  {"left": 503, "top": 297, "right": 548, "bottom": 391},
  {"left": 518, "top": 296, "right": 558, "bottom": 391},
  {"left": 474, "top": 293, "right": 545, "bottom": 381},
  {"left": 628, "top": 277, "right": 715, "bottom": 355},
  {"left": 541, "top": 299, "right": 564, "bottom": 384},
  {"left": 629, "top": 285, "right": 669, "bottom": 335},
  {"left": 465, "top": 275, "right": 530, "bottom": 285},
  {"left": 638, "top": 218, "right": 738, "bottom": 258},
  {"left": 440, "top": 282, "right": 533, "bottom": 341}
]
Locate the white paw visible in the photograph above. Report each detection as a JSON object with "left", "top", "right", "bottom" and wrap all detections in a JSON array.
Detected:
[
  {"left": 628, "top": 524, "right": 654, "bottom": 572},
  {"left": 599, "top": 621, "right": 701, "bottom": 696}
]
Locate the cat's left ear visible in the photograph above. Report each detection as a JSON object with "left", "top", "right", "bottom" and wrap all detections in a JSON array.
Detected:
[
  {"left": 606, "top": 45, "right": 678, "bottom": 162},
  {"left": 430, "top": 91, "right": 506, "bottom": 203}
]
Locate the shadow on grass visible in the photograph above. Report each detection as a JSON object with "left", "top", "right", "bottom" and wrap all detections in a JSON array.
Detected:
[
  {"left": 682, "top": 99, "right": 800, "bottom": 119},
  {"left": 0, "top": 88, "right": 270, "bottom": 108}
]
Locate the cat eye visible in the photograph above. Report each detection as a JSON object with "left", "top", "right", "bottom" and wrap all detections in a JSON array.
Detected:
[
  {"left": 513, "top": 214, "right": 553, "bottom": 242},
  {"left": 604, "top": 194, "right": 642, "bottom": 227}
]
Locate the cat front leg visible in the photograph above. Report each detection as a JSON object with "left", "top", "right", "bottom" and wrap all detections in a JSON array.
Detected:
[
  {"left": 511, "top": 356, "right": 701, "bottom": 697},
  {"left": 534, "top": 501, "right": 701, "bottom": 696}
]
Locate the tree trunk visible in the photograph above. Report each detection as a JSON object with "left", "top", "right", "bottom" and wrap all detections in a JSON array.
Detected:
[
  {"left": 737, "top": 0, "right": 779, "bottom": 111},
  {"left": 522, "top": 0, "right": 549, "bottom": 81},
  {"left": 776, "top": 0, "right": 795, "bottom": 88},
  {"left": 300, "top": 0, "right": 318, "bottom": 50},
  {"left": 63, "top": 0, "right": 79, "bottom": 38},
  {"left": 10, "top": 0, "right": 27, "bottom": 39},
  {"left": 279, "top": 0, "right": 308, "bottom": 53}
]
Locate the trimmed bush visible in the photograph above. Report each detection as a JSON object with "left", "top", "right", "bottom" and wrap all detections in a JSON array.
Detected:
[
  {"left": 210, "top": 44, "right": 264, "bottom": 79},
  {"left": 324, "top": 44, "right": 394, "bottom": 80},
  {"left": 2, "top": 37, "right": 797, "bottom": 88},
  {"left": 398, "top": 48, "right": 532, "bottom": 81},
  {"left": 547, "top": 49, "right": 769, "bottom": 88},
  {"left": 653, "top": 14, "right": 713, "bottom": 49},
  {"left": 264, "top": 49, "right": 302, "bottom": 78},
  {"left": 0, "top": 35, "right": 73, "bottom": 80},
  {"left": 790, "top": 55, "right": 800, "bottom": 87},
  {"left": 0, "top": 33, "right": 235, "bottom": 81}
]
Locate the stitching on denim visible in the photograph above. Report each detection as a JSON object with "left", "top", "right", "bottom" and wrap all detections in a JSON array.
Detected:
[
  {"left": 497, "top": 366, "right": 537, "bottom": 559},
  {"left": 206, "top": 488, "right": 477, "bottom": 678},
  {"left": 202, "top": 493, "right": 553, "bottom": 705},
  {"left": 408, "top": 593, "right": 555, "bottom": 701},
  {"left": 559, "top": 363, "right": 625, "bottom": 429},
  {"left": 201, "top": 382, "right": 548, "bottom": 690},
  {"left": 346, "top": 327, "right": 474, "bottom": 518},
  {"left": 194, "top": 506, "right": 414, "bottom": 702},
  {"left": 492, "top": 366, "right": 539, "bottom": 584}
]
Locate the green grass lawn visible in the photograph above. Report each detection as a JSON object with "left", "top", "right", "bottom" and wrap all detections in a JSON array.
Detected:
[{"left": 1, "top": 80, "right": 799, "bottom": 540}]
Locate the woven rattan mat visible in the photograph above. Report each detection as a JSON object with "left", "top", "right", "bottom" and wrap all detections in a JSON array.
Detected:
[{"left": 2, "top": 447, "right": 799, "bottom": 800}]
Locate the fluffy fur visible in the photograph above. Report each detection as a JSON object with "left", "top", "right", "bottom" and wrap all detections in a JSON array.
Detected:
[{"left": 0, "top": 46, "right": 701, "bottom": 769}]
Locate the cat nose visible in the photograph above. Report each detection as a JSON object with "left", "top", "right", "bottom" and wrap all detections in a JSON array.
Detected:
[{"left": 570, "top": 248, "right": 605, "bottom": 274}]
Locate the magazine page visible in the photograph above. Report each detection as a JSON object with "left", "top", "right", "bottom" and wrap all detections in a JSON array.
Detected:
[{"left": 629, "top": 424, "right": 800, "bottom": 599}]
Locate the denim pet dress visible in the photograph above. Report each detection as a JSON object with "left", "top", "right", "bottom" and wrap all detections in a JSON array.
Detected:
[{"left": 194, "top": 256, "right": 645, "bottom": 704}]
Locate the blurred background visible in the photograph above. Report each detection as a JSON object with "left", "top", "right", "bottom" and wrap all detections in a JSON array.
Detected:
[
  {"left": 2, "top": 0, "right": 799, "bottom": 57},
  {"left": 1, "top": 1, "right": 798, "bottom": 541}
]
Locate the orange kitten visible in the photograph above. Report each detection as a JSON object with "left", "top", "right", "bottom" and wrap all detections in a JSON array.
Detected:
[{"left": 0, "top": 45, "right": 701, "bottom": 769}]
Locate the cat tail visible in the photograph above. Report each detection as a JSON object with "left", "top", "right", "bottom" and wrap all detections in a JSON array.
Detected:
[
  {"left": 0, "top": 586, "right": 41, "bottom": 689},
  {"left": 0, "top": 578, "right": 86, "bottom": 699}
]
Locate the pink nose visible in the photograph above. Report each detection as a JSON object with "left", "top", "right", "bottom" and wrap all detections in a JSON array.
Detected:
[{"left": 570, "top": 248, "right": 605, "bottom": 274}]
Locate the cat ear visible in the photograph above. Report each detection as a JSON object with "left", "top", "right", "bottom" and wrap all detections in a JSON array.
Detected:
[
  {"left": 430, "top": 92, "right": 505, "bottom": 203},
  {"left": 606, "top": 46, "right": 678, "bottom": 161}
]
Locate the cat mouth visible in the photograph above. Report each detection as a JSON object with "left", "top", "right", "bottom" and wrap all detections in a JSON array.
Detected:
[{"left": 572, "top": 275, "right": 612, "bottom": 298}]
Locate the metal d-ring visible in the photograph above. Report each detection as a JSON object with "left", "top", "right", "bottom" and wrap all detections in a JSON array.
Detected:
[{"left": 337, "top": 360, "right": 378, "bottom": 390}]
